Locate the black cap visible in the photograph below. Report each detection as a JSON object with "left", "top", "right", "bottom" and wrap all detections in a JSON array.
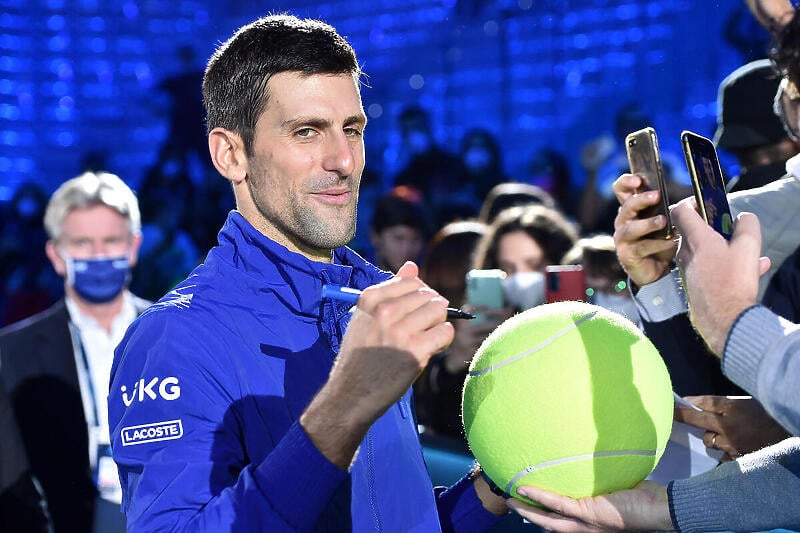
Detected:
[{"left": 714, "top": 59, "right": 786, "bottom": 150}]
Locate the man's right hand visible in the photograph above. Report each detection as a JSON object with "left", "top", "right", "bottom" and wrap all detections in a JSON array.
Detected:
[
  {"left": 612, "top": 173, "right": 678, "bottom": 288},
  {"left": 300, "top": 261, "right": 454, "bottom": 469}
]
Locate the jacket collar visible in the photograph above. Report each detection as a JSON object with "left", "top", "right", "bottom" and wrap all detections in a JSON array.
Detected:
[{"left": 208, "top": 211, "right": 390, "bottom": 318}]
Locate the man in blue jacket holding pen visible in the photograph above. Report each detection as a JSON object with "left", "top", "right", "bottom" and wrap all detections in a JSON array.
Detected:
[{"left": 108, "top": 14, "right": 516, "bottom": 531}]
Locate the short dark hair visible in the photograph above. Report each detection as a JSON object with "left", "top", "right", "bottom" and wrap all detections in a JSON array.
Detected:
[{"left": 203, "top": 14, "right": 361, "bottom": 156}]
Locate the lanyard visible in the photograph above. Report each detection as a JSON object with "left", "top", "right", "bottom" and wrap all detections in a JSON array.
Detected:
[{"left": 68, "top": 322, "right": 100, "bottom": 428}]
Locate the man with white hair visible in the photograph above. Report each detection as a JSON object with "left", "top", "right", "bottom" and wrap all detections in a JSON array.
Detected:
[{"left": 0, "top": 171, "right": 149, "bottom": 532}]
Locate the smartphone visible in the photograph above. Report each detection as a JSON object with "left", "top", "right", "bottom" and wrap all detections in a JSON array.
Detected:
[
  {"left": 625, "top": 127, "right": 673, "bottom": 239},
  {"left": 680, "top": 130, "right": 734, "bottom": 240},
  {"left": 465, "top": 269, "right": 506, "bottom": 321},
  {"left": 545, "top": 265, "right": 586, "bottom": 303}
]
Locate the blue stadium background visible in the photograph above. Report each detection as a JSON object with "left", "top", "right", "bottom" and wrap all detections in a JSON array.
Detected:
[{"left": 0, "top": 0, "right": 770, "bottom": 200}]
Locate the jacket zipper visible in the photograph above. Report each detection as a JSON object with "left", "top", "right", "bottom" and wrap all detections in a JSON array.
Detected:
[{"left": 366, "top": 431, "right": 382, "bottom": 532}]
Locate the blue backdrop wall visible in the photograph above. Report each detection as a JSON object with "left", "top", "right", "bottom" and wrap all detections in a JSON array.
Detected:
[{"left": 0, "top": 0, "right": 771, "bottom": 200}]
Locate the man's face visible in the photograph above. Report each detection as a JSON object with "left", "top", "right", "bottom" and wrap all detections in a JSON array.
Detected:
[
  {"left": 244, "top": 72, "right": 366, "bottom": 258},
  {"left": 46, "top": 204, "right": 140, "bottom": 277}
]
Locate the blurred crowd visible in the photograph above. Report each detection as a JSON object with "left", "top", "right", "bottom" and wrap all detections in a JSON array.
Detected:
[
  {"left": 0, "top": 98, "right": 695, "bottom": 326},
  {"left": 2, "top": 1, "right": 800, "bottom": 529}
]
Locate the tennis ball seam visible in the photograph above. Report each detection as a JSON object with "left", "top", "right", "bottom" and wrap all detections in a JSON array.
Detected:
[
  {"left": 468, "top": 311, "right": 597, "bottom": 377},
  {"left": 503, "top": 448, "right": 666, "bottom": 494}
]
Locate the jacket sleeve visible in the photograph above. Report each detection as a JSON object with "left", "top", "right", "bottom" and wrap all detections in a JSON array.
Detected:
[
  {"left": 722, "top": 305, "right": 800, "bottom": 436},
  {"left": 668, "top": 437, "right": 800, "bottom": 533},
  {"left": 434, "top": 472, "right": 504, "bottom": 532},
  {"left": 108, "top": 312, "right": 347, "bottom": 532}
]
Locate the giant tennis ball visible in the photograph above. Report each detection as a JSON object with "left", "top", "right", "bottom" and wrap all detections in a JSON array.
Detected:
[{"left": 462, "top": 301, "right": 673, "bottom": 504}]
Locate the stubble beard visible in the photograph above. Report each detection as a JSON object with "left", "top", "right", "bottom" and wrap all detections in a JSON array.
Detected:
[{"left": 247, "top": 169, "right": 359, "bottom": 252}]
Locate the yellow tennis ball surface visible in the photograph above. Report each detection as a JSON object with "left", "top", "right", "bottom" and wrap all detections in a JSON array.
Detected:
[{"left": 462, "top": 301, "right": 673, "bottom": 504}]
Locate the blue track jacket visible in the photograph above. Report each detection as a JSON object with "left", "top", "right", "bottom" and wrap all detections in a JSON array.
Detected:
[{"left": 108, "top": 212, "right": 499, "bottom": 532}]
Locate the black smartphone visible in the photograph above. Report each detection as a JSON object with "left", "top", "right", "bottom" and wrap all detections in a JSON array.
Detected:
[
  {"left": 680, "top": 130, "right": 733, "bottom": 240},
  {"left": 625, "top": 127, "right": 673, "bottom": 239},
  {"left": 545, "top": 265, "right": 586, "bottom": 303}
]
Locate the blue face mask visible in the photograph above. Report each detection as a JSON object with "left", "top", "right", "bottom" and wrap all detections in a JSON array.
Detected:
[{"left": 65, "top": 254, "right": 131, "bottom": 303}]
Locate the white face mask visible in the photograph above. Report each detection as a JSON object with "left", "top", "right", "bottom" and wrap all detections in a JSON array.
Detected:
[
  {"left": 502, "top": 271, "right": 545, "bottom": 311},
  {"left": 592, "top": 292, "right": 640, "bottom": 324}
]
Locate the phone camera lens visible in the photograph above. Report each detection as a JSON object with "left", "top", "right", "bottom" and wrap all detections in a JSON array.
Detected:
[{"left": 628, "top": 139, "right": 637, "bottom": 147}]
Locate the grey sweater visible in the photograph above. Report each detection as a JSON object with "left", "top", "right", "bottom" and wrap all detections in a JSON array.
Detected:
[
  {"left": 667, "top": 305, "right": 800, "bottom": 532},
  {"left": 668, "top": 437, "right": 800, "bottom": 532}
]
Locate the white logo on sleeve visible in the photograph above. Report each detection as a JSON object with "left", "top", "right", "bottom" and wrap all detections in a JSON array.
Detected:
[
  {"left": 121, "top": 376, "right": 181, "bottom": 406},
  {"left": 121, "top": 419, "right": 183, "bottom": 446}
]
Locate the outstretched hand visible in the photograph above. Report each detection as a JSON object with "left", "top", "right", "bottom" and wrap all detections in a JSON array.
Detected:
[{"left": 506, "top": 481, "right": 673, "bottom": 532}]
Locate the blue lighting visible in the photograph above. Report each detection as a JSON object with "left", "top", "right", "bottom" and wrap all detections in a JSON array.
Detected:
[
  {"left": 123, "top": 2, "right": 139, "bottom": 19},
  {"left": 90, "top": 17, "right": 105, "bottom": 32},
  {"left": 1, "top": 131, "right": 20, "bottom": 147},
  {"left": 616, "top": 4, "right": 640, "bottom": 20},
  {"left": 0, "top": 55, "right": 22, "bottom": 70},
  {"left": 0, "top": 104, "right": 20, "bottom": 120},
  {"left": 58, "top": 62, "right": 74, "bottom": 81},
  {"left": 629, "top": 27, "right": 644, "bottom": 42},
  {"left": 47, "top": 15, "right": 66, "bottom": 31},
  {"left": 90, "top": 38, "right": 107, "bottom": 53},
  {"left": 57, "top": 131, "right": 74, "bottom": 146},
  {"left": 572, "top": 34, "right": 589, "bottom": 49},
  {"left": 47, "top": 34, "right": 70, "bottom": 52},
  {"left": 369, "top": 28, "right": 385, "bottom": 45},
  {"left": 690, "top": 103, "right": 708, "bottom": 119},
  {"left": 50, "top": 81, "right": 70, "bottom": 96},
  {"left": 0, "top": 1, "right": 748, "bottom": 211},
  {"left": 55, "top": 106, "right": 71, "bottom": 121}
]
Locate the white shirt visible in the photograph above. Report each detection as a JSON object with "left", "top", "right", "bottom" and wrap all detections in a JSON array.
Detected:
[{"left": 66, "top": 292, "right": 137, "bottom": 503}]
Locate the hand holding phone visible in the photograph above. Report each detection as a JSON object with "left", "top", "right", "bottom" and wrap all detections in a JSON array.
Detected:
[
  {"left": 681, "top": 130, "right": 733, "bottom": 240},
  {"left": 625, "top": 127, "right": 673, "bottom": 239}
]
